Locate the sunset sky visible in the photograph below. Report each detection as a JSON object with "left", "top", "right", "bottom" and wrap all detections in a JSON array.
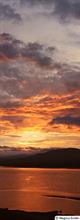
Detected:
[{"left": 0, "top": 0, "right": 80, "bottom": 151}]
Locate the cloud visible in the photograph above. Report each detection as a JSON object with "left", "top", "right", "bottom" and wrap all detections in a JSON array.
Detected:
[
  {"left": 0, "top": 146, "right": 29, "bottom": 157},
  {"left": 53, "top": 0, "right": 80, "bottom": 21},
  {"left": 0, "top": 33, "right": 80, "bottom": 136},
  {"left": 20, "top": 0, "right": 53, "bottom": 7},
  {"left": 50, "top": 116, "right": 80, "bottom": 127},
  {"left": 0, "top": 43, "right": 18, "bottom": 59},
  {"left": 0, "top": 3, "right": 21, "bottom": 22},
  {"left": 22, "top": 43, "right": 53, "bottom": 68},
  {"left": 0, "top": 33, "right": 53, "bottom": 69},
  {"left": 0, "top": 115, "right": 26, "bottom": 127},
  {"left": 0, "top": 100, "right": 22, "bottom": 110},
  {"left": 20, "top": 0, "right": 80, "bottom": 21},
  {"left": 0, "top": 145, "right": 46, "bottom": 157},
  {"left": 0, "top": 33, "right": 80, "bottom": 102},
  {"left": 60, "top": 69, "right": 80, "bottom": 92},
  {"left": 1, "top": 33, "right": 80, "bottom": 92}
]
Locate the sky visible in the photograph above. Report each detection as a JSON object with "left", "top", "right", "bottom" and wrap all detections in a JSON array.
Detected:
[{"left": 0, "top": 0, "right": 80, "bottom": 151}]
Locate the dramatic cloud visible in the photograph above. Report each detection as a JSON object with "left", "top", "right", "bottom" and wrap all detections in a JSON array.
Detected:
[
  {"left": 50, "top": 116, "right": 80, "bottom": 127},
  {"left": 0, "top": 3, "right": 21, "bottom": 22},
  {"left": 0, "top": 0, "right": 80, "bottom": 150},
  {"left": 19, "top": 0, "right": 80, "bottom": 21},
  {"left": 0, "top": 115, "right": 26, "bottom": 127},
  {"left": 53, "top": 0, "right": 80, "bottom": 21},
  {"left": 0, "top": 100, "right": 22, "bottom": 110},
  {"left": 0, "top": 33, "right": 53, "bottom": 69},
  {"left": 0, "top": 33, "right": 80, "bottom": 103}
]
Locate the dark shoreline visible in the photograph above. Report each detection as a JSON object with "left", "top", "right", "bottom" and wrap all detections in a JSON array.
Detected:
[
  {"left": 0, "top": 165, "right": 80, "bottom": 169},
  {"left": 0, "top": 208, "right": 61, "bottom": 220},
  {"left": 44, "top": 194, "right": 80, "bottom": 201}
]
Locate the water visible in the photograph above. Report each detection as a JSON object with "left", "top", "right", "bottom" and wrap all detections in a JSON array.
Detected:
[{"left": 0, "top": 167, "right": 80, "bottom": 214}]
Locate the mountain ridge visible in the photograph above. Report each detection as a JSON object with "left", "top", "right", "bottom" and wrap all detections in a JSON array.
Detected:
[{"left": 0, "top": 148, "right": 80, "bottom": 168}]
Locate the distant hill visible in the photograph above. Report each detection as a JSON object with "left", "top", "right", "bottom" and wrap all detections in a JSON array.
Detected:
[{"left": 0, "top": 148, "right": 80, "bottom": 168}]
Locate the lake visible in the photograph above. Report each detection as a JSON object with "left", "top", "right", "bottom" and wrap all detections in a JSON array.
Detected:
[{"left": 0, "top": 167, "right": 80, "bottom": 214}]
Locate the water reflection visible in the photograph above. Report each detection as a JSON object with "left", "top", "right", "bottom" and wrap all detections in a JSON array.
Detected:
[{"left": 0, "top": 168, "right": 80, "bottom": 214}]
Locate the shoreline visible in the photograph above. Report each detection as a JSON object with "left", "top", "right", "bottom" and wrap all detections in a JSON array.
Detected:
[
  {"left": 44, "top": 194, "right": 80, "bottom": 201},
  {"left": 0, "top": 208, "right": 61, "bottom": 220},
  {"left": 0, "top": 165, "right": 80, "bottom": 169}
]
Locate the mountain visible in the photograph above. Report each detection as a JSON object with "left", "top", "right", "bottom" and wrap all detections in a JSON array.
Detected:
[{"left": 0, "top": 148, "right": 80, "bottom": 168}]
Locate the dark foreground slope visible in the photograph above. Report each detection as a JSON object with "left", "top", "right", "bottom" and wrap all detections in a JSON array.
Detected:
[
  {"left": 0, "top": 209, "right": 60, "bottom": 220},
  {"left": 0, "top": 148, "right": 80, "bottom": 168}
]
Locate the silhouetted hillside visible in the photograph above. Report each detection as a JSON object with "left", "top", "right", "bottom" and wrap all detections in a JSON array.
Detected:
[
  {"left": 0, "top": 208, "right": 59, "bottom": 220},
  {"left": 0, "top": 148, "right": 80, "bottom": 168}
]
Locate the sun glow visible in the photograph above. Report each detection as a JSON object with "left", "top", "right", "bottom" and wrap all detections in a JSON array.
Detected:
[{"left": 20, "top": 130, "right": 45, "bottom": 142}]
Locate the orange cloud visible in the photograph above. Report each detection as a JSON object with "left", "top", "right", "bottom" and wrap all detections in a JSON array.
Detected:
[{"left": 0, "top": 92, "right": 80, "bottom": 137}]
